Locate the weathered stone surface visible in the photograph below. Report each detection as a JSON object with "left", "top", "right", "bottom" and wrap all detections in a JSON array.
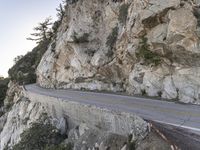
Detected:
[
  {"left": 0, "top": 90, "right": 149, "bottom": 150},
  {"left": 36, "top": 0, "right": 200, "bottom": 104},
  {"left": 74, "top": 129, "right": 127, "bottom": 150},
  {"left": 4, "top": 81, "right": 23, "bottom": 106},
  {"left": 0, "top": 98, "right": 68, "bottom": 150},
  {"left": 0, "top": 99, "right": 45, "bottom": 149},
  {"left": 136, "top": 130, "right": 171, "bottom": 150},
  {"left": 0, "top": 113, "right": 7, "bottom": 132},
  {"left": 25, "top": 91, "right": 148, "bottom": 138}
]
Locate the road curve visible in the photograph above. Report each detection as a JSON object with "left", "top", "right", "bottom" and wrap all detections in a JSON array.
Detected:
[{"left": 25, "top": 84, "right": 200, "bottom": 135}]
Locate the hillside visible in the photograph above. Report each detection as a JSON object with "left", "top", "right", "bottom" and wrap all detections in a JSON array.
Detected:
[{"left": 1, "top": 0, "right": 200, "bottom": 150}]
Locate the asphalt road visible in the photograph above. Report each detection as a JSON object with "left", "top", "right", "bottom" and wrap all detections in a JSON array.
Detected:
[
  {"left": 26, "top": 84, "right": 200, "bottom": 135},
  {"left": 152, "top": 122, "right": 200, "bottom": 150}
]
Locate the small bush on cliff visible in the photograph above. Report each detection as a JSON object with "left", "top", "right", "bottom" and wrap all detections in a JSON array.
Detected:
[
  {"left": 66, "top": 0, "right": 79, "bottom": 4},
  {"left": 45, "top": 143, "right": 73, "bottom": 150},
  {"left": 127, "top": 134, "right": 136, "bottom": 150},
  {"left": 72, "top": 32, "right": 89, "bottom": 43},
  {"left": 106, "top": 26, "right": 119, "bottom": 49},
  {"left": 136, "top": 37, "right": 161, "bottom": 66},
  {"left": 193, "top": 7, "right": 200, "bottom": 26},
  {"left": 118, "top": 4, "right": 129, "bottom": 24},
  {"left": 0, "top": 78, "right": 9, "bottom": 107},
  {"left": 12, "top": 122, "right": 65, "bottom": 150}
]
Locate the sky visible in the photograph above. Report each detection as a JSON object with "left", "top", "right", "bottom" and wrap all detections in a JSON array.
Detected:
[{"left": 0, "top": 0, "right": 61, "bottom": 77}]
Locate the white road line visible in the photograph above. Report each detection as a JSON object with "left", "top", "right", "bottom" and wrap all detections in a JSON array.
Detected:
[
  {"left": 153, "top": 120, "right": 200, "bottom": 133},
  {"left": 26, "top": 84, "right": 200, "bottom": 134}
]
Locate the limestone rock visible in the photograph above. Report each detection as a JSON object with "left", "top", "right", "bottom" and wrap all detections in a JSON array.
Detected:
[
  {"left": 36, "top": 0, "right": 200, "bottom": 104},
  {"left": 73, "top": 129, "right": 127, "bottom": 150},
  {"left": 4, "top": 81, "right": 23, "bottom": 107},
  {"left": 0, "top": 98, "right": 68, "bottom": 150},
  {"left": 0, "top": 99, "right": 44, "bottom": 149}
]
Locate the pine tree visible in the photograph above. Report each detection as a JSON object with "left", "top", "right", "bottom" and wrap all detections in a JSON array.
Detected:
[
  {"left": 27, "top": 17, "right": 53, "bottom": 43},
  {"left": 56, "top": 3, "right": 65, "bottom": 21}
]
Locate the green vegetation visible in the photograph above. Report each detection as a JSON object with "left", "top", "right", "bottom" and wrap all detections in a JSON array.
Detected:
[
  {"left": 72, "top": 32, "right": 90, "bottom": 43},
  {"left": 127, "top": 134, "right": 136, "bottom": 150},
  {"left": 193, "top": 7, "right": 200, "bottom": 26},
  {"left": 27, "top": 17, "right": 53, "bottom": 43},
  {"left": 118, "top": 4, "right": 129, "bottom": 24},
  {"left": 66, "top": 0, "right": 79, "bottom": 4},
  {"left": 0, "top": 78, "right": 10, "bottom": 107},
  {"left": 136, "top": 37, "right": 161, "bottom": 66},
  {"left": 45, "top": 143, "right": 73, "bottom": 150},
  {"left": 141, "top": 89, "right": 147, "bottom": 96},
  {"left": 13, "top": 55, "right": 23, "bottom": 64},
  {"left": 106, "top": 26, "right": 119, "bottom": 49},
  {"left": 157, "top": 91, "right": 162, "bottom": 98},
  {"left": 8, "top": 39, "right": 50, "bottom": 85},
  {"left": 106, "top": 49, "right": 114, "bottom": 57},
  {"left": 8, "top": 1, "right": 67, "bottom": 85},
  {"left": 51, "top": 41, "right": 57, "bottom": 53},
  {"left": 12, "top": 122, "right": 66, "bottom": 150},
  {"left": 84, "top": 49, "right": 96, "bottom": 57}
]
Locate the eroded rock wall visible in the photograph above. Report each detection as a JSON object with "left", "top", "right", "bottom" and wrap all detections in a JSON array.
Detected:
[
  {"left": 0, "top": 98, "right": 49, "bottom": 149},
  {"left": 0, "top": 92, "right": 148, "bottom": 150},
  {"left": 36, "top": 0, "right": 200, "bottom": 104},
  {"left": 25, "top": 90, "right": 147, "bottom": 138}
]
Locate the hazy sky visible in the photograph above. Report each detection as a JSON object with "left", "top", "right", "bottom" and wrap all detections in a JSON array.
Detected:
[{"left": 0, "top": 0, "right": 61, "bottom": 77}]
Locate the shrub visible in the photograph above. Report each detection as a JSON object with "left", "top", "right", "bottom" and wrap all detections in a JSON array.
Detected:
[
  {"left": 8, "top": 39, "right": 50, "bottom": 85},
  {"left": 0, "top": 78, "right": 10, "bottom": 107},
  {"left": 84, "top": 49, "right": 95, "bottom": 57},
  {"left": 12, "top": 122, "right": 66, "bottom": 150},
  {"left": 136, "top": 37, "right": 161, "bottom": 66},
  {"left": 45, "top": 143, "right": 73, "bottom": 150},
  {"left": 66, "top": 0, "right": 79, "bottom": 4},
  {"left": 106, "top": 26, "right": 119, "bottom": 49},
  {"left": 72, "top": 32, "right": 89, "bottom": 43},
  {"left": 127, "top": 134, "right": 136, "bottom": 150},
  {"left": 105, "top": 49, "right": 114, "bottom": 57},
  {"left": 141, "top": 89, "right": 147, "bottom": 96},
  {"left": 157, "top": 91, "right": 162, "bottom": 98},
  {"left": 51, "top": 41, "right": 57, "bottom": 53},
  {"left": 193, "top": 7, "right": 200, "bottom": 26},
  {"left": 118, "top": 4, "right": 129, "bottom": 24}
]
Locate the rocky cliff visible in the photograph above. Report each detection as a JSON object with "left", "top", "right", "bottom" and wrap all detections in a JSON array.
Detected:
[
  {"left": 37, "top": 0, "right": 200, "bottom": 104},
  {"left": 0, "top": 83, "right": 172, "bottom": 150},
  {"left": 1, "top": 0, "right": 196, "bottom": 149}
]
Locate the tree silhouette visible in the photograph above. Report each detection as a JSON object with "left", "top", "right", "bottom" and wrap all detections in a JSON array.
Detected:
[
  {"left": 56, "top": 3, "right": 65, "bottom": 21},
  {"left": 14, "top": 55, "right": 23, "bottom": 64},
  {"left": 27, "top": 17, "right": 53, "bottom": 43}
]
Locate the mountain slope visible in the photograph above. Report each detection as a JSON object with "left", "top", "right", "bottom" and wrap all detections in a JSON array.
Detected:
[{"left": 37, "top": 0, "right": 200, "bottom": 104}]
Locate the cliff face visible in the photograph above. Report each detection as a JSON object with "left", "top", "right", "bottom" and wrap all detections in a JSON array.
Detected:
[
  {"left": 36, "top": 0, "right": 200, "bottom": 104},
  {"left": 0, "top": 99, "right": 49, "bottom": 149},
  {"left": 0, "top": 83, "right": 172, "bottom": 150},
  {"left": 2, "top": 0, "right": 200, "bottom": 149},
  {"left": 0, "top": 84, "right": 149, "bottom": 150}
]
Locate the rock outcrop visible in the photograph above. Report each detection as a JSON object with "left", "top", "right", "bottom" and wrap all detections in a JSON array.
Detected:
[
  {"left": 3, "top": 81, "right": 22, "bottom": 107},
  {"left": 0, "top": 98, "right": 49, "bottom": 149},
  {"left": 0, "top": 89, "right": 147, "bottom": 150},
  {"left": 37, "top": 0, "right": 200, "bottom": 104},
  {"left": 0, "top": 88, "right": 172, "bottom": 150},
  {"left": 3, "top": 0, "right": 199, "bottom": 149}
]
